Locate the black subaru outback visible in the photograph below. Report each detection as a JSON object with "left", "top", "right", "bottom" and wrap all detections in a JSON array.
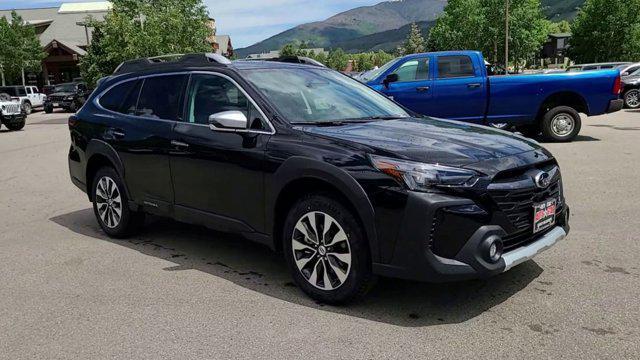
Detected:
[{"left": 68, "top": 54, "right": 570, "bottom": 303}]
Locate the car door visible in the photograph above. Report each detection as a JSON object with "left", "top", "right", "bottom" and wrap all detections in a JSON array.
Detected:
[
  {"left": 169, "top": 72, "right": 272, "bottom": 233},
  {"left": 431, "top": 54, "right": 487, "bottom": 123},
  {"left": 97, "top": 74, "right": 188, "bottom": 215},
  {"left": 379, "top": 56, "right": 435, "bottom": 115}
]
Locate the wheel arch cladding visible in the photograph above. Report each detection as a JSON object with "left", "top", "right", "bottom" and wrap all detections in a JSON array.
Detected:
[
  {"left": 85, "top": 140, "right": 130, "bottom": 202},
  {"left": 268, "top": 157, "right": 379, "bottom": 260}
]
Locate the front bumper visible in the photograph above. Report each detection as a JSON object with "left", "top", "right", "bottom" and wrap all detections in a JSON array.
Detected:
[
  {"left": 45, "top": 100, "right": 72, "bottom": 108},
  {"left": 372, "top": 191, "right": 570, "bottom": 282},
  {"left": 607, "top": 99, "right": 624, "bottom": 113},
  {"left": 1, "top": 113, "right": 26, "bottom": 122}
]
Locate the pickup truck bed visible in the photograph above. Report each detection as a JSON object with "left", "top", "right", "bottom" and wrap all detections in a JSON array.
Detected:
[{"left": 364, "top": 51, "right": 623, "bottom": 142}]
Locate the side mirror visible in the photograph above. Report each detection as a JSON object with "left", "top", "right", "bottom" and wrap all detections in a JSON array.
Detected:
[
  {"left": 383, "top": 73, "right": 399, "bottom": 88},
  {"left": 208, "top": 110, "right": 248, "bottom": 131}
]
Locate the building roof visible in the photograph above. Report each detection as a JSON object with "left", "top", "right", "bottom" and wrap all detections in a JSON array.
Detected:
[
  {"left": 549, "top": 33, "right": 572, "bottom": 38},
  {"left": 0, "top": 2, "right": 110, "bottom": 53}
]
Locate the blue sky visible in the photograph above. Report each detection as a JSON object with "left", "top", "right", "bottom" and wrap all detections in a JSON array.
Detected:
[{"left": 0, "top": 0, "right": 384, "bottom": 48}]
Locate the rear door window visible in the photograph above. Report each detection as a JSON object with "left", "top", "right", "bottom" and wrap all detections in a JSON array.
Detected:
[
  {"left": 437, "top": 56, "right": 475, "bottom": 78},
  {"left": 135, "top": 75, "right": 188, "bottom": 120}
]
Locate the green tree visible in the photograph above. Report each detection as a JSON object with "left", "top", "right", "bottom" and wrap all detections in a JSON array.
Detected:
[
  {"left": 428, "top": 0, "right": 550, "bottom": 69},
  {"left": 0, "top": 11, "right": 46, "bottom": 85},
  {"left": 569, "top": 0, "right": 640, "bottom": 63},
  {"left": 548, "top": 20, "right": 571, "bottom": 34},
  {"left": 80, "top": 0, "right": 212, "bottom": 86},
  {"left": 402, "top": 23, "right": 426, "bottom": 55}
]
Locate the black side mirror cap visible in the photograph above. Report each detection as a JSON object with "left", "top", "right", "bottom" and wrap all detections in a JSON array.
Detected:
[{"left": 383, "top": 73, "right": 399, "bottom": 88}]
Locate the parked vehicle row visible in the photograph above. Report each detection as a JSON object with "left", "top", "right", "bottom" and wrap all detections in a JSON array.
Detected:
[
  {"left": 359, "top": 51, "right": 623, "bottom": 142},
  {"left": 0, "top": 85, "right": 45, "bottom": 115},
  {"left": 68, "top": 53, "right": 570, "bottom": 303}
]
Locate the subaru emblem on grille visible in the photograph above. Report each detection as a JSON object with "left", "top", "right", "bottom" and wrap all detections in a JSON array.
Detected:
[{"left": 534, "top": 171, "right": 551, "bottom": 188}]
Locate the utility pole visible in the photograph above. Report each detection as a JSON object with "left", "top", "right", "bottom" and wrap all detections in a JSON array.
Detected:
[{"left": 505, "top": 0, "right": 510, "bottom": 74}]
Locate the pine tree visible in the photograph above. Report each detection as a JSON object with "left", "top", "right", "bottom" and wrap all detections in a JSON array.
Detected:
[{"left": 403, "top": 23, "right": 426, "bottom": 55}]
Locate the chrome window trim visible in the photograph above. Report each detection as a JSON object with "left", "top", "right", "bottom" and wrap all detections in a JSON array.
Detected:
[{"left": 94, "top": 71, "right": 276, "bottom": 135}]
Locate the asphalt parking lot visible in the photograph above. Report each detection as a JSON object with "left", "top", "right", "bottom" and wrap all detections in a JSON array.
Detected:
[{"left": 1, "top": 109, "right": 639, "bottom": 359}]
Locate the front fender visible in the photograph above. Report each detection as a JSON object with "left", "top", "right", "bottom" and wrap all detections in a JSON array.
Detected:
[{"left": 267, "top": 156, "right": 379, "bottom": 261}]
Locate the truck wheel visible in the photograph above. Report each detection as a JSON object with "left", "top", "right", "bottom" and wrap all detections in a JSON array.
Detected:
[
  {"left": 22, "top": 101, "right": 32, "bottom": 115},
  {"left": 623, "top": 89, "right": 640, "bottom": 109},
  {"left": 44, "top": 104, "right": 53, "bottom": 113},
  {"left": 541, "top": 106, "right": 581, "bottom": 142},
  {"left": 4, "top": 119, "right": 25, "bottom": 131},
  {"left": 92, "top": 167, "right": 145, "bottom": 238},
  {"left": 283, "top": 194, "right": 376, "bottom": 304}
]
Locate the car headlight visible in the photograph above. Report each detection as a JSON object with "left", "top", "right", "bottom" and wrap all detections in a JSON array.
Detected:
[
  {"left": 370, "top": 155, "right": 479, "bottom": 191},
  {"left": 1, "top": 105, "right": 5, "bottom": 111}
]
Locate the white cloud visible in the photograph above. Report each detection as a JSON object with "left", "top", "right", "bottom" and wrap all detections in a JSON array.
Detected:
[{"left": 206, "top": 0, "right": 381, "bottom": 47}]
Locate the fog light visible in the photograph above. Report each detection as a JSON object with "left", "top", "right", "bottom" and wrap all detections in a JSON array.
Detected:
[{"left": 481, "top": 235, "right": 504, "bottom": 263}]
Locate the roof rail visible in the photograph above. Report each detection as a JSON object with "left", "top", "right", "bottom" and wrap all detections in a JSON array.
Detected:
[
  {"left": 113, "top": 53, "right": 231, "bottom": 74},
  {"left": 265, "top": 56, "right": 327, "bottom": 68}
]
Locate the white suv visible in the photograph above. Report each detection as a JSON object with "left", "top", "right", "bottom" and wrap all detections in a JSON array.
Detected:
[{"left": 0, "top": 85, "right": 46, "bottom": 114}]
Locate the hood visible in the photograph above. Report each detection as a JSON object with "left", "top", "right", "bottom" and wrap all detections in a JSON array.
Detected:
[{"left": 300, "top": 117, "right": 547, "bottom": 168}]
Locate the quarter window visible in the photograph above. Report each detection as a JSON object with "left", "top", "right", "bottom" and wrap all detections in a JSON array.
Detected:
[
  {"left": 135, "top": 75, "right": 188, "bottom": 120},
  {"left": 392, "top": 58, "right": 429, "bottom": 82},
  {"left": 437, "top": 56, "right": 475, "bottom": 78},
  {"left": 100, "top": 80, "right": 139, "bottom": 113},
  {"left": 186, "top": 74, "right": 266, "bottom": 130}
]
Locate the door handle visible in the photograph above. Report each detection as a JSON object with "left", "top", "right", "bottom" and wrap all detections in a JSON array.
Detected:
[
  {"left": 467, "top": 83, "right": 482, "bottom": 89},
  {"left": 171, "top": 140, "right": 189, "bottom": 149},
  {"left": 416, "top": 86, "right": 430, "bottom": 92},
  {"left": 107, "top": 128, "right": 125, "bottom": 139}
]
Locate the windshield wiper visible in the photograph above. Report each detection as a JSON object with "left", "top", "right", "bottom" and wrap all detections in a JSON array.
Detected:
[{"left": 290, "top": 121, "right": 348, "bottom": 126}]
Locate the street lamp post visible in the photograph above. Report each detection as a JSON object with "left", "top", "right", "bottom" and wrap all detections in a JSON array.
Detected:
[{"left": 505, "top": 0, "right": 510, "bottom": 74}]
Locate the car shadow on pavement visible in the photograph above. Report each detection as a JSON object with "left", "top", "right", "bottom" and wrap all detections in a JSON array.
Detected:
[{"left": 51, "top": 208, "right": 542, "bottom": 328}]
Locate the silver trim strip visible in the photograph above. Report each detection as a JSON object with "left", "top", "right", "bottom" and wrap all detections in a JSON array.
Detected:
[{"left": 502, "top": 226, "right": 566, "bottom": 271}]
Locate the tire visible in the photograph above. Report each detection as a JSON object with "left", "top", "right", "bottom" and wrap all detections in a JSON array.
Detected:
[
  {"left": 623, "top": 89, "right": 640, "bottom": 109},
  {"left": 541, "top": 106, "right": 581, "bottom": 142},
  {"left": 283, "top": 194, "right": 376, "bottom": 304},
  {"left": 22, "top": 101, "right": 32, "bottom": 115},
  {"left": 44, "top": 104, "right": 53, "bottom": 113},
  {"left": 91, "top": 167, "right": 144, "bottom": 238},
  {"left": 4, "top": 119, "right": 25, "bottom": 131}
]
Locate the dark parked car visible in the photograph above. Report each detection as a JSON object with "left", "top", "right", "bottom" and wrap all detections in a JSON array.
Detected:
[
  {"left": 68, "top": 54, "right": 570, "bottom": 303},
  {"left": 44, "top": 82, "right": 90, "bottom": 113},
  {"left": 621, "top": 68, "right": 640, "bottom": 108}
]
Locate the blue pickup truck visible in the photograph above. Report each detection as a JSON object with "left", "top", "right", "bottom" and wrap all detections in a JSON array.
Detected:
[{"left": 360, "top": 51, "right": 624, "bottom": 142}]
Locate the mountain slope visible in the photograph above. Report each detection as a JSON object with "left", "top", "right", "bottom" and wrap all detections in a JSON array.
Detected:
[
  {"left": 235, "top": 0, "right": 446, "bottom": 57},
  {"left": 236, "top": 0, "right": 585, "bottom": 57},
  {"left": 332, "top": 21, "right": 435, "bottom": 53}
]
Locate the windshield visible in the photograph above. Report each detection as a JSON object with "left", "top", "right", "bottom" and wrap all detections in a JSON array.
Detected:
[
  {"left": 242, "top": 67, "right": 410, "bottom": 124},
  {"left": 0, "top": 87, "right": 25, "bottom": 96},
  {"left": 358, "top": 57, "right": 402, "bottom": 82},
  {"left": 54, "top": 84, "right": 76, "bottom": 92}
]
